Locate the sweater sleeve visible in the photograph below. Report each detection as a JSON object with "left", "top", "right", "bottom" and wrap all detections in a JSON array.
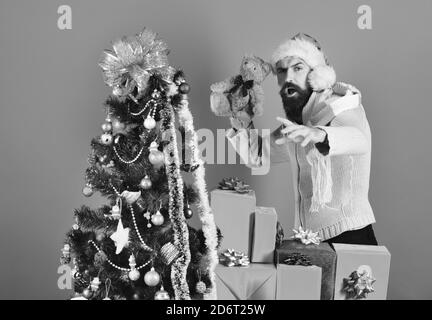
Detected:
[
  {"left": 225, "top": 121, "right": 290, "bottom": 169},
  {"left": 314, "top": 106, "right": 370, "bottom": 156}
]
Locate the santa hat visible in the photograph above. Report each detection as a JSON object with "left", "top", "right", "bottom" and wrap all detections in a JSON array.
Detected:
[{"left": 271, "top": 33, "right": 336, "bottom": 92}]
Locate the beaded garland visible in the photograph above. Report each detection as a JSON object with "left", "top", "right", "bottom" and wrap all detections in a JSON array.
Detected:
[
  {"left": 88, "top": 240, "right": 153, "bottom": 271},
  {"left": 110, "top": 183, "right": 153, "bottom": 252},
  {"left": 113, "top": 145, "right": 145, "bottom": 164}
]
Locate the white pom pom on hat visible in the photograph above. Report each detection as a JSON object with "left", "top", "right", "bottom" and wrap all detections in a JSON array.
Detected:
[{"left": 271, "top": 33, "right": 336, "bottom": 92}]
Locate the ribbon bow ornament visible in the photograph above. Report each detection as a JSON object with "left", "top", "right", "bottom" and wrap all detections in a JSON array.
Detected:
[
  {"left": 229, "top": 75, "right": 254, "bottom": 97},
  {"left": 218, "top": 177, "right": 252, "bottom": 194},
  {"left": 283, "top": 252, "right": 313, "bottom": 266},
  {"left": 342, "top": 265, "right": 376, "bottom": 299},
  {"left": 219, "top": 249, "right": 250, "bottom": 267},
  {"left": 291, "top": 226, "right": 321, "bottom": 245},
  {"left": 99, "top": 28, "right": 176, "bottom": 100}
]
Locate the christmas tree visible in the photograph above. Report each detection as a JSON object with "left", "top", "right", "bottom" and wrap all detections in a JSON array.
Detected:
[{"left": 60, "top": 28, "right": 220, "bottom": 300}]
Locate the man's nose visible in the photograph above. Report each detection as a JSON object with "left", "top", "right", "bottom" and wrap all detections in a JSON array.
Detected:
[{"left": 285, "top": 69, "right": 295, "bottom": 83}]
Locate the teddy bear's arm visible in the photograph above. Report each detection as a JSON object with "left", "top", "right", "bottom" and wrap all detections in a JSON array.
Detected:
[
  {"left": 249, "top": 85, "right": 265, "bottom": 117},
  {"left": 210, "top": 76, "right": 237, "bottom": 93}
]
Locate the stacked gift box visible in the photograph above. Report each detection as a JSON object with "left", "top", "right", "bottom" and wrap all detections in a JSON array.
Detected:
[{"left": 210, "top": 177, "right": 391, "bottom": 300}]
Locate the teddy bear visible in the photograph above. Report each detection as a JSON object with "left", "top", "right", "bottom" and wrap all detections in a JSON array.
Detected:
[{"left": 210, "top": 55, "right": 271, "bottom": 123}]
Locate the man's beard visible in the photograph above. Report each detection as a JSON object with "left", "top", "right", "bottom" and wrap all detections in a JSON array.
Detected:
[{"left": 279, "top": 82, "right": 313, "bottom": 124}]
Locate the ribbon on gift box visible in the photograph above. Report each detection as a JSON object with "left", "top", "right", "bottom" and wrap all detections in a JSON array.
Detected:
[
  {"left": 219, "top": 249, "right": 250, "bottom": 267},
  {"left": 342, "top": 265, "right": 376, "bottom": 299},
  {"left": 218, "top": 177, "right": 252, "bottom": 194},
  {"left": 291, "top": 226, "right": 321, "bottom": 245},
  {"left": 275, "top": 221, "right": 284, "bottom": 248},
  {"left": 283, "top": 252, "right": 313, "bottom": 266}
]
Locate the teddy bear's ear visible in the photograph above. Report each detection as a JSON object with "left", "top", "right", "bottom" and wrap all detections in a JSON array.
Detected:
[
  {"left": 243, "top": 53, "right": 255, "bottom": 59},
  {"left": 262, "top": 61, "right": 272, "bottom": 77}
]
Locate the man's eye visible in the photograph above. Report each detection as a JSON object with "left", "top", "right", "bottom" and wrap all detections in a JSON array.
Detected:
[
  {"left": 294, "top": 66, "right": 303, "bottom": 72},
  {"left": 277, "top": 69, "right": 286, "bottom": 74}
]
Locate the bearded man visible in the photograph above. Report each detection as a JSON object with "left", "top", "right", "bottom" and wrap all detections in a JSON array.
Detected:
[{"left": 226, "top": 33, "right": 378, "bottom": 245}]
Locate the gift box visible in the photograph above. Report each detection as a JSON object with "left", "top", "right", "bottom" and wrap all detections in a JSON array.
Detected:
[
  {"left": 275, "top": 240, "right": 336, "bottom": 300},
  {"left": 276, "top": 264, "right": 322, "bottom": 300},
  {"left": 251, "top": 206, "right": 277, "bottom": 263},
  {"left": 210, "top": 189, "right": 256, "bottom": 256},
  {"left": 215, "top": 263, "right": 276, "bottom": 300},
  {"left": 332, "top": 243, "right": 391, "bottom": 300}
]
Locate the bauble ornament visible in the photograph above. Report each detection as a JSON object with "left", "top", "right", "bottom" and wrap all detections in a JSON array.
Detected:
[
  {"left": 128, "top": 269, "right": 140, "bottom": 281},
  {"left": 101, "top": 122, "right": 112, "bottom": 132},
  {"left": 100, "top": 133, "right": 113, "bottom": 145},
  {"left": 154, "top": 285, "right": 170, "bottom": 300},
  {"left": 139, "top": 175, "right": 152, "bottom": 190},
  {"left": 82, "top": 287, "right": 93, "bottom": 299},
  {"left": 179, "top": 82, "right": 190, "bottom": 94},
  {"left": 82, "top": 185, "right": 94, "bottom": 197},
  {"left": 144, "top": 267, "right": 160, "bottom": 287},
  {"left": 144, "top": 116, "right": 156, "bottom": 130},
  {"left": 151, "top": 210, "right": 164, "bottom": 226},
  {"left": 196, "top": 281, "right": 207, "bottom": 294}
]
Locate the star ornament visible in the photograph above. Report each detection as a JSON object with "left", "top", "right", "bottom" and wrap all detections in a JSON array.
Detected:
[{"left": 110, "top": 219, "right": 130, "bottom": 254}]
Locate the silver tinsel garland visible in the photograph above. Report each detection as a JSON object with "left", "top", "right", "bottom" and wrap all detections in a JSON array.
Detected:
[{"left": 160, "top": 105, "right": 191, "bottom": 300}]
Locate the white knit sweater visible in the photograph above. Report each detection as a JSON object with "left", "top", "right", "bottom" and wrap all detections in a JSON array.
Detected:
[{"left": 226, "top": 82, "right": 376, "bottom": 240}]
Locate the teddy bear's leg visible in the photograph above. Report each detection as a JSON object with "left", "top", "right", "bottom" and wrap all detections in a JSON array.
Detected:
[
  {"left": 234, "top": 110, "right": 254, "bottom": 127},
  {"left": 210, "top": 92, "right": 233, "bottom": 117},
  {"left": 251, "top": 86, "right": 265, "bottom": 117}
]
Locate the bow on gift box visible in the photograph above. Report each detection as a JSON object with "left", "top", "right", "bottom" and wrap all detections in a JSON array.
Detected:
[
  {"left": 283, "top": 252, "right": 312, "bottom": 266},
  {"left": 291, "top": 226, "right": 321, "bottom": 245},
  {"left": 228, "top": 75, "right": 254, "bottom": 97},
  {"left": 219, "top": 249, "right": 250, "bottom": 267},
  {"left": 218, "top": 177, "right": 252, "bottom": 194},
  {"left": 342, "top": 267, "right": 376, "bottom": 300},
  {"left": 99, "top": 28, "right": 176, "bottom": 100}
]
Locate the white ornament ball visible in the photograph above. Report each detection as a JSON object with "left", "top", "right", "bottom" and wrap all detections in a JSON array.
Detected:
[
  {"left": 196, "top": 281, "right": 207, "bottom": 294},
  {"left": 144, "top": 267, "right": 160, "bottom": 286},
  {"left": 101, "top": 122, "right": 112, "bottom": 132},
  {"left": 144, "top": 116, "right": 156, "bottom": 130},
  {"left": 149, "top": 151, "right": 164, "bottom": 167},
  {"left": 100, "top": 133, "right": 113, "bottom": 145},
  {"left": 140, "top": 176, "right": 152, "bottom": 189},
  {"left": 112, "top": 119, "right": 125, "bottom": 132},
  {"left": 128, "top": 269, "right": 141, "bottom": 281},
  {"left": 151, "top": 211, "right": 164, "bottom": 226},
  {"left": 154, "top": 286, "right": 170, "bottom": 300},
  {"left": 82, "top": 185, "right": 94, "bottom": 197}
]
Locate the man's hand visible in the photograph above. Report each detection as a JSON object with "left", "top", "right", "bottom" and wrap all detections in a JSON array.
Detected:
[{"left": 275, "top": 116, "right": 327, "bottom": 147}]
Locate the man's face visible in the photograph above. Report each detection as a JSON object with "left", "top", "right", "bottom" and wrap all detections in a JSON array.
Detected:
[{"left": 276, "top": 56, "right": 313, "bottom": 123}]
